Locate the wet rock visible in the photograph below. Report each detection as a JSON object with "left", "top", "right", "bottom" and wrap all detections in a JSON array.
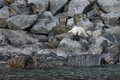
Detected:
[
  {"left": 67, "top": 0, "right": 90, "bottom": 17},
  {"left": 68, "top": 54, "right": 100, "bottom": 66},
  {"left": 0, "top": 0, "right": 4, "bottom": 8},
  {"left": 28, "top": 0, "right": 49, "bottom": 13},
  {"left": 31, "top": 22, "right": 56, "bottom": 34},
  {"left": 7, "top": 14, "right": 37, "bottom": 30},
  {"left": 93, "top": 29, "right": 102, "bottom": 39},
  {"left": 6, "top": 56, "right": 34, "bottom": 68},
  {"left": 50, "top": 0, "right": 68, "bottom": 15},
  {"left": 50, "top": 25, "right": 71, "bottom": 35},
  {"left": 101, "top": 53, "right": 118, "bottom": 64},
  {"left": 58, "top": 38, "right": 82, "bottom": 53},
  {"left": 66, "top": 18, "right": 74, "bottom": 26},
  {"left": 97, "top": 0, "right": 120, "bottom": 13},
  {"left": 33, "top": 52, "right": 67, "bottom": 68},
  {"left": 88, "top": 45, "right": 103, "bottom": 55},
  {"left": 0, "top": 6, "right": 10, "bottom": 28}
]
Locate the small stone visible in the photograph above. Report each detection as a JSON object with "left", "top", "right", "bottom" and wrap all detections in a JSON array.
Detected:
[{"left": 66, "top": 18, "right": 74, "bottom": 26}]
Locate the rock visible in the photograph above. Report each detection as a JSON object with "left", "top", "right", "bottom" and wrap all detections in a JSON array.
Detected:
[
  {"left": 0, "top": 29, "right": 38, "bottom": 46},
  {"left": 0, "top": 6, "right": 10, "bottom": 28},
  {"left": 66, "top": 18, "right": 74, "bottom": 26},
  {"left": 50, "top": 25, "right": 72, "bottom": 35},
  {"left": 77, "top": 18, "right": 94, "bottom": 30},
  {"left": 0, "top": 33, "right": 8, "bottom": 46},
  {"left": 9, "top": 1, "right": 30, "bottom": 15},
  {"left": 59, "top": 17, "right": 67, "bottom": 25},
  {"left": 7, "top": 56, "right": 34, "bottom": 68},
  {"left": 31, "top": 22, "right": 56, "bottom": 34},
  {"left": 93, "top": 29, "right": 102, "bottom": 39},
  {"left": 94, "top": 21, "right": 104, "bottom": 30},
  {"left": 67, "top": 0, "right": 90, "bottom": 17},
  {"left": 48, "top": 36, "right": 60, "bottom": 48},
  {"left": 28, "top": 0, "right": 49, "bottom": 13},
  {"left": 7, "top": 14, "right": 37, "bottom": 30},
  {"left": 43, "top": 11, "right": 59, "bottom": 25},
  {"left": 56, "top": 33, "right": 73, "bottom": 40},
  {"left": 101, "top": 12, "right": 120, "bottom": 26},
  {"left": 96, "top": 36, "right": 112, "bottom": 46},
  {"left": 0, "top": 6, "right": 9, "bottom": 18},
  {"left": 28, "top": 34, "right": 48, "bottom": 42},
  {"left": 68, "top": 54, "right": 100, "bottom": 66},
  {"left": 50, "top": 0, "right": 68, "bottom": 15},
  {"left": 33, "top": 51, "right": 67, "bottom": 68},
  {"left": 49, "top": 33, "right": 73, "bottom": 48},
  {"left": 97, "top": 0, "right": 120, "bottom": 13},
  {"left": 7, "top": 0, "right": 15, "bottom": 3},
  {"left": 73, "top": 13, "right": 87, "bottom": 25},
  {"left": 88, "top": 45, "right": 103, "bottom": 55},
  {"left": 0, "top": 0, "right": 4, "bottom": 8},
  {"left": 88, "top": 0, "right": 95, "bottom": 3},
  {"left": 102, "top": 32, "right": 120, "bottom": 45},
  {"left": 101, "top": 53, "right": 118, "bottom": 64},
  {"left": 58, "top": 38, "right": 82, "bottom": 53},
  {"left": 105, "top": 26, "right": 120, "bottom": 34},
  {"left": 104, "top": 45, "right": 119, "bottom": 55}
]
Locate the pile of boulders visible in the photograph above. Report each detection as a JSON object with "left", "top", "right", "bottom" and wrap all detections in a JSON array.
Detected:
[{"left": 0, "top": 0, "right": 120, "bottom": 68}]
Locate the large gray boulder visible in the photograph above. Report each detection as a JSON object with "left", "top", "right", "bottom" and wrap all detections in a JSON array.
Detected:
[
  {"left": 31, "top": 22, "right": 56, "bottom": 34},
  {"left": 50, "top": 0, "right": 68, "bottom": 15},
  {"left": 0, "top": 6, "right": 10, "bottom": 28},
  {"left": 58, "top": 38, "right": 82, "bottom": 54},
  {"left": 67, "top": 0, "right": 90, "bottom": 17},
  {"left": 97, "top": 0, "right": 120, "bottom": 13},
  {"left": 7, "top": 14, "right": 37, "bottom": 30},
  {"left": 0, "top": 29, "right": 38, "bottom": 46},
  {"left": 101, "top": 12, "right": 120, "bottom": 26}
]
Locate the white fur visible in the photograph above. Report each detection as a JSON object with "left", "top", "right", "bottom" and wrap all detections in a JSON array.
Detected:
[{"left": 68, "top": 27, "right": 88, "bottom": 37}]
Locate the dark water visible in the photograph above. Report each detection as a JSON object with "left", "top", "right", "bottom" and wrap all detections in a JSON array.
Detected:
[{"left": 0, "top": 64, "right": 120, "bottom": 80}]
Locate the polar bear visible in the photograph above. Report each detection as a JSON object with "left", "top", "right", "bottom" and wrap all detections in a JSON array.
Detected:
[{"left": 68, "top": 26, "right": 88, "bottom": 37}]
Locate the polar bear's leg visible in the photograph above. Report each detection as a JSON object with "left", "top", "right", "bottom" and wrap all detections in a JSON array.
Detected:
[{"left": 82, "top": 30, "right": 88, "bottom": 37}]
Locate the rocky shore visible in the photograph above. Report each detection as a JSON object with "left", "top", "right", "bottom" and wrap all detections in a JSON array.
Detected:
[{"left": 0, "top": 0, "right": 120, "bottom": 69}]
